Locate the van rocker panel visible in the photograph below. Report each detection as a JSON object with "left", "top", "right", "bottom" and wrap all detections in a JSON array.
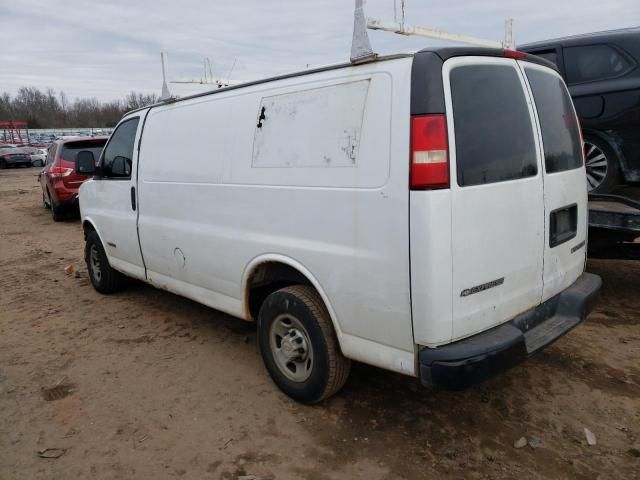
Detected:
[{"left": 419, "top": 272, "right": 602, "bottom": 390}]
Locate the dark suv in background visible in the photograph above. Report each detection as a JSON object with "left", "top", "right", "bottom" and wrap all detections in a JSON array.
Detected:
[{"left": 520, "top": 28, "right": 640, "bottom": 193}]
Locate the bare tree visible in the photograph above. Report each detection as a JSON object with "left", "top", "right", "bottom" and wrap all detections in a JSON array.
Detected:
[{"left": 0, "top": 87, "right": 161, "bottom": 128}]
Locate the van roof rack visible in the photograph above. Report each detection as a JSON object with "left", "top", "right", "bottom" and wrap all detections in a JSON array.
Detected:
[{"left": 351, "top": 0, "right": 515, "bottom": 64}]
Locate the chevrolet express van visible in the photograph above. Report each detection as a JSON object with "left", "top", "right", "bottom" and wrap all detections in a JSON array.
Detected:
[{"left": 77, "top": 47, "right": 602, "bottom": 403}]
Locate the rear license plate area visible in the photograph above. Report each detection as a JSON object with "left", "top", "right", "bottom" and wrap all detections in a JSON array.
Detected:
[{"left": 550, "top": 204, "right": 577, "bottom": 248}]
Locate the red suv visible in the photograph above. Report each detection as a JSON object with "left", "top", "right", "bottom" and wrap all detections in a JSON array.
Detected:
[{"left": 39, "top": 137, "right": 108, "bottom": 221}]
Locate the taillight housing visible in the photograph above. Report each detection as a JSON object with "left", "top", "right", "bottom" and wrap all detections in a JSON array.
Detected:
[
  {"left": 49, "top": 166, "right": 73, "bottom": 178},
  {"left": 410, "top": 114, "right": 449, "bottom": 189}
]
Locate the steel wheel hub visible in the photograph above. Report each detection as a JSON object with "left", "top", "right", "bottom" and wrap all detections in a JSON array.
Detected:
[
  {"left": 269, "top": 314, "right": 314, "bottom": 382},
  {"left": 89, "top": 244, "right": 102, "bottom": 283}
]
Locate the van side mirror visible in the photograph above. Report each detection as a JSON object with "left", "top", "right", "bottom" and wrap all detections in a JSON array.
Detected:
[{"left": 76, "top": 150, "right": 96, "bottom": 175}]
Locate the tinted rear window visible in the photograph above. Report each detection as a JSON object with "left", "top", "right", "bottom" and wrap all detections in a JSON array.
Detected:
[
  {"left": 60, "top": 140, "right": 107, "bottom": 163},
  {"left": 525, "top": 68, "right": 583, "bottom": 173},
  {"left": 450, "top": 64, "right": 537, "bottom": 187}
]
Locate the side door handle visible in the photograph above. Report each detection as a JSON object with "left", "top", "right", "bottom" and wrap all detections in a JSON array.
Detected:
[{"left": 130, "top": 186, "right": 136, "bottom": 211}]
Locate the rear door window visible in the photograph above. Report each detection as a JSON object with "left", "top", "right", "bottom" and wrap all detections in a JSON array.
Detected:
[
  {"left": 563, "top": 44, "right": 633, "bottom": 84},
  {"left": 450, "top": 64, "right": 538, "bottom": 187},
  {"left": 524, "top": 68, "right": 583, "bottom": 174}
]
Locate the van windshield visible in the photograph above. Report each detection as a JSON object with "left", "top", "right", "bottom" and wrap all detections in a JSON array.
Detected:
[{"left": 524, "top": 68, "right": 583, "bottom": 174}]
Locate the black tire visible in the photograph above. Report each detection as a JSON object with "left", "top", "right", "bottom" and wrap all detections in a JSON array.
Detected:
[
  {"left": 85, "top": 230, "right": 126, "bottom": 294},
  {"left": 584, "top": 136, "right": 621, "bottom": 193},
  {"left": 50, "top": 190, "right": 64, "bottom": 221},
  {"left": 0, "top": 160, "right": 6, "bottom": 169},
  {"left": 257, "top": 285, "right": 350, "bottom": 403}
]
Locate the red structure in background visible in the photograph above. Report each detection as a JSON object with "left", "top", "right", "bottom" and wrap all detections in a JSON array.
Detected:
[{"left": 0, "top": 121, "right": 29, "bottom": 144}]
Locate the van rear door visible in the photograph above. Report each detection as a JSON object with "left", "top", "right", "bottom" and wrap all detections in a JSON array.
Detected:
[
  {"left": 443, "top": 57, "right": 546, "bottom": 342},
  {"left": 520, "top": 63, "right": 587, "bottom": 301}
]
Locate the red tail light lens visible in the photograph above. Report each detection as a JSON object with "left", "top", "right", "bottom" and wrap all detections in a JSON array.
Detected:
[
  {"left": 49, "top": 167, "right": 73, "bottom": 178},
  {"left": 410, "top": 114, "right": 449, "bottom": 189},
  {"left": 504, "top": 49, "right": 527, "bottom": 60}
]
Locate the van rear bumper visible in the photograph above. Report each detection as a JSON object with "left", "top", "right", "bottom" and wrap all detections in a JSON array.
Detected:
[{"left": 418, "top": 272, "right": 602, "bottom": 390}]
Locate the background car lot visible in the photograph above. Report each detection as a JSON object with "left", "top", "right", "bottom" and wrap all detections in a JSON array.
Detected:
[
  {"left": 0, "top": 146, "right": 32, "bottom": 168},
  {"left": 1, "top": 167, "right": 638, "bottom": 480}
]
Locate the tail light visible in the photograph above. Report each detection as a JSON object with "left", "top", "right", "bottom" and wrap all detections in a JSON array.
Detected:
[
  {"left": 410, "top": 114, "right": 449, "bottom": 190},
  {"left": 49, "top": 167, "right": 73, "bottom": 178},
  {"left": 504, "top": 49, "right": 527, "bottom": 60}
]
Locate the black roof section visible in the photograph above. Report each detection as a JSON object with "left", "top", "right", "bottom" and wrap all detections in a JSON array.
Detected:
[
  {"left": 409, "top": 47, "right": 557, "bottom": 116},
  {"left": 419, "top": 46, "right": 558, "bottom": 70},
  {"left": 518, "top": 26, "right": 640, "bottom": 50}
]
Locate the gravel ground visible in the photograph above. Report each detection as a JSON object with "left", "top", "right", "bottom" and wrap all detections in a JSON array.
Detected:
[{"left": 1, "top": 167, "right": 639, "bottom": 479}]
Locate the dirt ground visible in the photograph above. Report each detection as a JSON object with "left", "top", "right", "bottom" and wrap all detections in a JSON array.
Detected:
[{"left": 1, "top": 167, "right": 638, "bottom": 480}]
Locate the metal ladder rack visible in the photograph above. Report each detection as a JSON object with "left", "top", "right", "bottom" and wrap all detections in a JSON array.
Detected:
[{"left": 351, "top": 0, "right": 515, "bottom": 63}]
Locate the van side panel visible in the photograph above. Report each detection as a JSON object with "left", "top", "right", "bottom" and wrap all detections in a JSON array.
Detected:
[{"left": 137, "top": 59, "right": 416, "bottom": 375}]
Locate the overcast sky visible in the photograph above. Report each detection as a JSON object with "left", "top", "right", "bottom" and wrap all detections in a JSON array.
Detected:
[{"left": 1, "top": 0, "right": 638, "bottom": 101}]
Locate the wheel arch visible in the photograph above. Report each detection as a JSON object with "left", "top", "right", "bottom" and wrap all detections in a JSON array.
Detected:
[
  {"left": 242, "top": 254, "right": 343, "bottom": 338},
  {"left": 582, "top": 128, "right": 628, "bottom": 175},
  {"left": 82, "top": 217, "right": 102, "bottom": 241}
]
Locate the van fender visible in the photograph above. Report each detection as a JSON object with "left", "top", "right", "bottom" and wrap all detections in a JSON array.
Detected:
[
  {"left": 241, "top": 253, "right": 345, "bottom": 339},
  {"left": 82, "top": 216, "right": 120, "bottom": 263},
  {"left": 81, "top": 216, "right": 102, "bottom": 242}
]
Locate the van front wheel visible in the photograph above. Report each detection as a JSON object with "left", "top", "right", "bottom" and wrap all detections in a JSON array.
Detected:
[
  {"left": 258, "top": 285, "right": 350, "bottom": 403},
  {"left": 85, "top": 231, "right": 126, "bottom": 294}
]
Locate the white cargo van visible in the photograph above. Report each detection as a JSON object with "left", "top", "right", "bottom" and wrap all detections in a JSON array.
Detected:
[{"left": 77, "top": 47, "right": 601, "bottom": 403}]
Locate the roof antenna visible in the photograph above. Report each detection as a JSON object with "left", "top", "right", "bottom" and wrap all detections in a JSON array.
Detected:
[
  {"left": 160, "top": 52, "right": 172, "bottom": 101},
  {"left": 350, "top": 0, "right": 377, "bottom": 63}
]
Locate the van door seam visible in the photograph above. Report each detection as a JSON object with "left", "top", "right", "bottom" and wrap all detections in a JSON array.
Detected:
[
  {"left": 135, "top": 108, "right": 151, "bottom": 279},
  {"left": 516, "top": 60, "right": 546, "bottom": 304}
]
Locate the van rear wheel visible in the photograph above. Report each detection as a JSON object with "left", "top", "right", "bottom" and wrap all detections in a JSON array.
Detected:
[
  {"left": 85, "top": 230, "right": 126, "bottom": 294},
  {"left": 257, "top": 285, "right": 350, "bottom": 403}
]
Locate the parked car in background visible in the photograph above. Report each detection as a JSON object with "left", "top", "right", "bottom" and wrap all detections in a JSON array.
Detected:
[
  {"left": 39, "top": 136, "right": 107, "bottom": 220},
  {"left": 520, "top": 28, "right": 640, "bottom": 193},
  {"left": 0, "top": 147, "right": 32, "bottom": 168},
  {"left": 30, "top": 148, "right": 48, "bottom": 167},
  {"left": 16, "top": 146, "right": 42, "bottom": 166}
]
